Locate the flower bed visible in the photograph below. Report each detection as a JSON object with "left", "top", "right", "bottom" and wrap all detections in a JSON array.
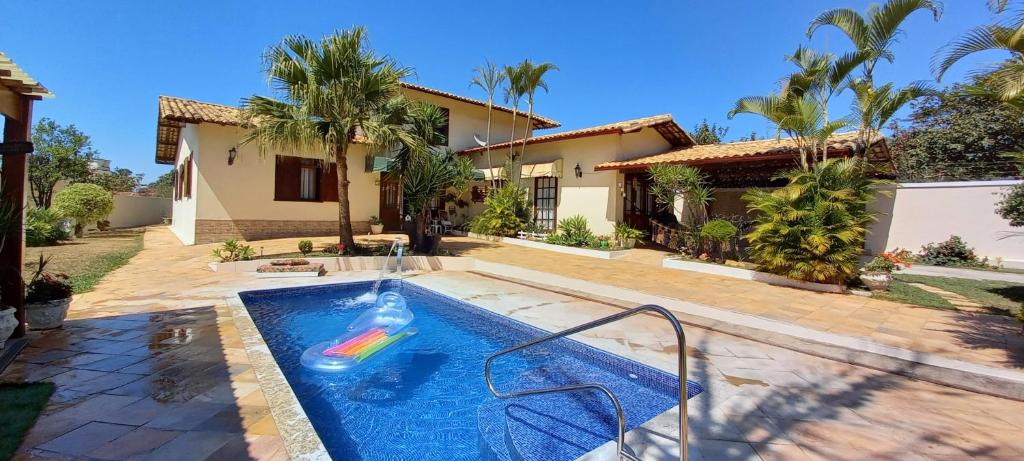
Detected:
[
  {"left": 662, "top": 257, "right": 845, "bottom": 293},
  {"left": 468, "top": 233, "right": 631, "bottom": 260}
]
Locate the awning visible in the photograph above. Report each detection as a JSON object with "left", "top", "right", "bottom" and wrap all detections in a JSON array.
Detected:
[{"left": 477, "top": 159, "right": 562, "bottom": 181}]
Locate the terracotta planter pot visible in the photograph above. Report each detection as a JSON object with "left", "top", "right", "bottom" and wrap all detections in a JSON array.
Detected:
[
  {"left": 0, "top": 307, "right": 17, "bottom": 349},
  {"left": 26, "top": 298, "right": 71, "bottom": 330},
  {"left": 370, "top": 224, "right": 384, "bottom": 235},
  {"left": 861, "top": 271, "right": 893, "bottom": 292}
]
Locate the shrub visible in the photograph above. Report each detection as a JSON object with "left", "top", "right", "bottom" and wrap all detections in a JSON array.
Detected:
[
  {"left": 25, "top": 208, "right": 70, "bottom": 247},
  {"left": 297, "top": 239, "right": 313, "bottom": 255},
  {"left": 919, "top": 235, "right": 981, "bottom": 266},
  {"left": 998, "top": 184, "right": 1024, "bottom": 227},
  {"left": 471, "top": 182, "right": 531, "bottom": 237},
  {"left": 863, "top": 251, "right": 912, "bottom": 273},
  {"left": 700, "top": 219, "right": 737, "bottom": 243},
  {"left": 700, "top": 219, "right": 738, "bottom": 262},
  {"left": 25, "top": 255, "right": 73, "bottom": 303},
  {"left": 744, "top": 159, "right": 879, "bottom": 285},
  {"left": 52, "top": 183, "right": 113, "bottom": 237},
  {"left": 211, "top": 239, "right": 255, "bottom": 262},
  {"left": 614, "top": 222, "right": 644, "bottom": 241},
  {"left": 554, "top": 214, "right": 594, "bottom": 247}
]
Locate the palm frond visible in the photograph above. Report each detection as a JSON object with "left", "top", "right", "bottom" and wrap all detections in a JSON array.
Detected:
[{"left": 807, "top": 8, "right": 870, "bottom": 48}]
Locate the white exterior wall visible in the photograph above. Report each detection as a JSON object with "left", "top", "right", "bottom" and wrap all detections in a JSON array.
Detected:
[
  {"left": 399, "top": 88, "right": 532, "bottom": 151},
  {"left": 866, "top": 180, "right": 1024, "bottom": 266},
  {"left": 87, "top": 194, "right": 170, "bottom": 230},
  {"left": 469, "top": 128, "right": 672, "bottom": 235},
  {"left": 169, "top": 124, "right": 198, "bottom": 244},
  {"left": 194, "top": 124, "right": 380, "bottom": 223}
]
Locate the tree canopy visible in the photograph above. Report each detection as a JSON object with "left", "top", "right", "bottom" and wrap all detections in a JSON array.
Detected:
[
  {"left": 88, "top": 168, "right": 144, "bottom": 193},
  {"left": 29, "top": 118, "right": 96, "bottom": 208},
  {"left": 890, "top": 84, "right": 1024, "bottom": 181},
  {"left": 691, "top": 119, "right": 728, "bottom": 145}
]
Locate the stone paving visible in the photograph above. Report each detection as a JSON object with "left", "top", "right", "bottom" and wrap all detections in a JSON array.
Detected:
[
  {"left": 2, "top": 227, "right": 1024, "bottom": 460},
  {"left": 439, "top": 237, "right": 1024, "bottom": 371}
]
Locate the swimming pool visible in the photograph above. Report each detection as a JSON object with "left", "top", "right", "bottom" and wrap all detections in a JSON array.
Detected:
[{"left": 240, "top": 280, "right": 692, "bottom": 460}]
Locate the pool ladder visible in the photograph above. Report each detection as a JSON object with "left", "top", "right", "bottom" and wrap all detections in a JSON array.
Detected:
[{"left": 484, "top": 304, "right": 692, "bottom": 461}]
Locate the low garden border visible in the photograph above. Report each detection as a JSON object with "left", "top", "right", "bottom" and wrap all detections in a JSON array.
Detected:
[
  {"left": 467, "top": 232, "right": 631, "bottom": 260},
  {"left": 662, "top": 257, "right": 845, "bottom": 293}
]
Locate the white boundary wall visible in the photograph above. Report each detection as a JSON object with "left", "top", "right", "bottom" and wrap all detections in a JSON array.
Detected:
[{"left": 867, "top": 180, "right": 1024, "bottom": 267}]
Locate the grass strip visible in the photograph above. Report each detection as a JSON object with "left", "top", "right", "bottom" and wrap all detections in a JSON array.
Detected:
[
  {"left": 68, "top": 233, "right": 144, "bottom": 294},
  {"left": 0, "top": 382, "right": 55, "bottom": 461},
  {"left": 895, "top": 274, "right": 1023, "bottom": 315},
  {"left": 873, "top": 279, "right": 955, "bottom": 310}
]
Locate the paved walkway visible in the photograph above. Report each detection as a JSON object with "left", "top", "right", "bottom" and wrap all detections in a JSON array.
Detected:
[
  {"left": 903, "top": 264, "right": 1024, "bottom": 283},
  {"left": 3, "top": 227, "right": 1024, "bottom": 460},
  {"left": 440, "top": 237, "right": 1024, "bottom": 371}
]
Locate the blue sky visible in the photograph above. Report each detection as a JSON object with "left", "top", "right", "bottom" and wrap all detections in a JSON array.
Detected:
[{"left": 1, "top": 0, "right": 1005, "bottom": 182}]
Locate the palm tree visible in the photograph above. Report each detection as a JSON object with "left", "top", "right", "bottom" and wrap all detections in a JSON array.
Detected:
[
  {"left": 744, "top": 158, "right": 880, "bottom": 285},
  {"left": 516, "top": 60, "right": 558, "bottom": 169},
  {"left": 781, "top": 46, "right": 867, "bottom": 160},
  {"left": 470, "top": 61, "right": 506, "bottom": 188},
  {"left": 807, "top": 0, "right": 942, "bottom": 85},
  {"left": 933, "top": 4, "right": 1024, "bottom": 107},
  {"left": 241, "top": 28, "right": 423, "bottom": 250},
  {"left": 401, "top": 150, "right": 476, "bottom": 252},
  {"left": 728, "top": 93, "right": 849, "bottom": 170},
  {"left": 503, "top": 64, "right": 527, "bottom": 162},
  {"left": 849, "top": 80, "right": 932, "bottom": 157}
]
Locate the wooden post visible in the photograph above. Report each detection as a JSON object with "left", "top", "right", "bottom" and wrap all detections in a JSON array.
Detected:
[{"left": 1, "top": 94, "right": 31, "bottom": 338}]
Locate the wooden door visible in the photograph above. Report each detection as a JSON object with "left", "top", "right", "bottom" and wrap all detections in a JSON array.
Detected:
[
  {"left": 379, "top": 179, "right": 403, "bottom": 231},
  {"left": 623, "top": 172, "right": 656, "bottom": 232}
]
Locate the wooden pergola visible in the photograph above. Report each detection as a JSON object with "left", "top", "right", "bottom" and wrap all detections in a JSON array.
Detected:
[{"left": 1, "top": 51, "right": 53, "bottom": 340}]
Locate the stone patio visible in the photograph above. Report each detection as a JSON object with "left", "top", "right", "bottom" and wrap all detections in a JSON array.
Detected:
[{"left": 2, "top": 226, "right": 1024, "bottom": 460}]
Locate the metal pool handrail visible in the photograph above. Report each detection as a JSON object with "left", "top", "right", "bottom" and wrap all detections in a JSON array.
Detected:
[{"left": 484, "top": 304, "right": 690, "bottom": 461}]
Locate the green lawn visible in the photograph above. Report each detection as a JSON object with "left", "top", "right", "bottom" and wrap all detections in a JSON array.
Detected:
[
  {"left": 873, "top": 278, "right": 956, "bottom": 310},
  {"left": 25, "top": 229, "right": 145, "bottom": 294},
  {"left": 881, "top": 274, "right": 1024, "bottom": 315},
  {"left": 0, "top": 383, "right": 54, "bottom": 461}
]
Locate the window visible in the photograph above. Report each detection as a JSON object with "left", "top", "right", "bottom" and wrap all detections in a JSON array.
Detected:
[
  {"left": 534, "top": 176, "right": 558, "bottom": 231},
  {"left": 275, "top": 155, "right": 331, "bottom": 202},
  {"left": 300, "top": 163, "right": 317, "bottom": 200},
  {"left": 437, "top": 107, "right": 450, "bottom": 146}
]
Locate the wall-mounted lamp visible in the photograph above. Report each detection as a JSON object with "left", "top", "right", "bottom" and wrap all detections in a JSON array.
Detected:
[
  {"left": 227, "top": 147, "right": 237, "bottom": 165},
  {"left": 574, "top": 162, "right": 583, "bottom": 179}
]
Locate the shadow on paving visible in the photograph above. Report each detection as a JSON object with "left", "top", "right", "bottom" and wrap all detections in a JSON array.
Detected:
[
  {"left": 680, "top": 335, "right": 1012, "bottom": 460},
  {"left": 0, "top": 305, "right": 278, "bottom": 460}
]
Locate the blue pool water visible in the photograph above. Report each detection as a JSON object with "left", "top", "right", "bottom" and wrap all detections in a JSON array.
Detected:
[{"left": 240, "top": 280, "right": 690, "bottom": 461}]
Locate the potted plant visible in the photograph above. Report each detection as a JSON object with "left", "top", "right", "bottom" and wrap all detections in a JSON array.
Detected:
[
  {"left": 860, "top": 251, "right": 911, "bottom": 292},
  {"left": 614, "top": 222, "right": 644, "bottom": 249},
  {"left": 25, "top": 255, "right": 74, "bottom": 330},
  {"left": 596, "top": 235, "right": 611, "bottom": 249},
  {"left": 0, "top": 200, "right": 21, "bottom": 347},
  {"left": 369, "top": 215, "right": 384, "bottom": 235}
]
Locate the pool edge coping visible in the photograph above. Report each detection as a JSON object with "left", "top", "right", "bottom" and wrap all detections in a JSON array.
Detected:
[{"left": 226, "top": 293, "right": 333, "bottom": 461}]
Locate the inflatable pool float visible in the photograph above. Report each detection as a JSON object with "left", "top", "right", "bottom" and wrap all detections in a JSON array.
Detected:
[{"left": 301, "top": 291, "right": 416, "bottom": 373}]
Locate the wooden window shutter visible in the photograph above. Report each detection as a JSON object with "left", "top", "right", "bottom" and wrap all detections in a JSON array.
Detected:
[
  {"left": 321, "top": 162, "right": 338, "bottom": 202},
  {"left": 185, "top": 156, "right": 193, "bottom": 198},
  {"left": 274, "top": 155, "right": 302, "bottom": 201},
  {"left": 172, "top": 168, "right": 179, "bottom": 201}
]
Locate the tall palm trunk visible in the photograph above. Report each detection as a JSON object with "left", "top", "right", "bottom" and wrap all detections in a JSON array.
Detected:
[
  {"left": 508, "top": 107, "right": 518, "bottom": 162},
  {"left": 519, "top": 99, "right": 535, "bottom": 184},
  {"left": 335, "top": 144, "right": 356, "bottom": 250},
  {"left": 484, "top": 99, "right": 495, "bottom": 188}
]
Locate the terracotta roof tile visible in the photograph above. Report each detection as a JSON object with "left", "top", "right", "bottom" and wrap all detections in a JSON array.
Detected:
[
  {"left": 593, "top": 132, "right": 883, "bottom": 170},
  {"left": 400, "top": 82, "right": 559, "bottom": 129},
  {"left": 0, "top": 51, "right": 54, "bottom": 98},
  {"left": 158, "top": 95, "right": 242, "bottom": 125},
  {"left": 461, "top": 114, "right": 693, "bottom": 155}
]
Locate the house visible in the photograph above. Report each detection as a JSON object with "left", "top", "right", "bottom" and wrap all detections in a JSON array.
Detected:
[
  {"left": 154, "top": 81, "right": 882, "bottom": 245},
  {"left": 155, "top": 82, "right": 558, "bottom": 244}
]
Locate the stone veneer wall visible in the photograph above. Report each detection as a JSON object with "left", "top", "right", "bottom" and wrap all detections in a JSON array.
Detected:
[{"left": 194, "top": 219, "right": 370, "bottom": 244}]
